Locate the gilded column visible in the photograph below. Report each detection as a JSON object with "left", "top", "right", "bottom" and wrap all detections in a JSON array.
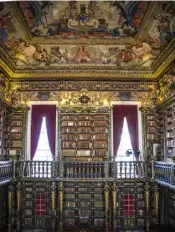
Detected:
[
  {"left": 8, "top": 184, "right": 14, "bottom": 232},
  {"left": 112, "top": 182, "right": 118, "bottom": 230},
  {"left": 144, "top": 182, "right": 150, "bottom": 231},
  {"left": 153, "top": 183, "right": 159, "bottom": 226},
  {"left": 51, "top": 182, "right": 56, "bottom": 232},
  {"left": 16, "top": 181, "right": 22, "bottom": 231},
  {"left": 58, "top": 182, "right": 64, "bottom": 232},
  {"left": 104, "top": 182, "right": 109, "bottom": 232}
]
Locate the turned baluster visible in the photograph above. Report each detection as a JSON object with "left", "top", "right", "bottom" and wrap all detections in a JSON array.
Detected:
[{"left": 33, "top": 162, "right": 37, "bottom": 177}]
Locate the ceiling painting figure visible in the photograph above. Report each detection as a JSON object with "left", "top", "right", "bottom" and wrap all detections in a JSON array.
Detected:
[{"left": 19, "top": 1, "right": 149, "bottom": 38}]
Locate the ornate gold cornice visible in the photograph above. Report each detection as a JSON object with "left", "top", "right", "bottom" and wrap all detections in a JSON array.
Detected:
[
  {"left": 19, "top": 81, "right": 143, "bottom": 91},
  {"left": 31, "top": 35, "right": 136, "bottom": 46},
  {"left": 153, "top": 40, "right": 175, "bottom": 79},
  {"left": 0, "top": 69, "right": 154, "bottom": 80},
  {"left": 0, "top": 45, "right": 16, "bottom": 71},
  {"left": 16, "top": 80, "right": 152, "bottom": 92}
]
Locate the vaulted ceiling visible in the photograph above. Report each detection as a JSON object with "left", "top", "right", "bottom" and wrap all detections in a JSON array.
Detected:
[{"left": 0, "top": 1, "right": 175, "bottom": 80}]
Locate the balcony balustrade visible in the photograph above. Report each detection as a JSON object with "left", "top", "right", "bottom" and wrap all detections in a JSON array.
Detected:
[
  {"left": 0, "top": 161, "right": 13, "bottom": 184},
  {"left": 1, "top": 160, "right": 175, "bottom": 186},
  {"left": 0, "top": 160, "right": 153, "bottom": 180},
  {"left": 154, "top": 161, "right": 175, "bottom": 186}
]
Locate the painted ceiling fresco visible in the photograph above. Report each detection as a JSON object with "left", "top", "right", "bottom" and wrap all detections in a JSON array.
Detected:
[
  {"left": 19, "top": 1, "right": 149, "bottom": 38},
  {"left": 5, "top": 38, "right": 157, "bottom": 69},
  {"left": 0, "top": 1, "right": 174, "bottom": 79}
]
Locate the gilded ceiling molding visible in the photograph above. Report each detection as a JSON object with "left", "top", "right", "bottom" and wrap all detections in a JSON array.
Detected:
[
  {"left": 153, "top": 40, "right": 175, "bottom": 78},
  {"left": 31, "top": 37, "right": 136, "bottom": 46},
  {"left": 16, "top": 80, "right": 153, "bottom": 92},
  {"left": 0, "top": 58, "right": 15, "bottom": 78},
  {"left": 0, "top": 46, "right": 17, "bottom": 71},
  {"left": 6, "top": 70, "right": 154, "bottom": 80},
  {"left": 153, "top": 40, "right": 175, "bottom": 69}
]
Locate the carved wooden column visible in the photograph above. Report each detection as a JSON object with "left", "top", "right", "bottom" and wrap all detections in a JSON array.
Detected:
[
  {"left": 153, "top": 183, "right": 159, "bottom": 226},
  {"left": 144, "top": 182, "right": 150, "bottom": 231},
  {"left": 58, "top": 182, "right": 64, "bottom": 232},
  {"left": 104, "top": 182, "right": 109, "bottom": 232},
  {"left": 16, "top": 181, "right": 22, "bottom": 231},
  {"left": 112, "top": 182, "right": 118, "bottom": 230},
  {"left": 8, "top": 184, "right": 14, "bottom": 232},
  {"left": 51, "top": 182, "right": 56, "bottom": 232}
]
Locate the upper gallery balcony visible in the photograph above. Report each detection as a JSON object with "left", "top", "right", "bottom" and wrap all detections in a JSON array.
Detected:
[{"left": 0, "top": 160, "right": 175, "bottom": 186}]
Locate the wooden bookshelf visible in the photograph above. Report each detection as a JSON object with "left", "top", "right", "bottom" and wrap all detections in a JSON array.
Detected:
[
  {"left": 0, "top": 103, "right": 11, "bottom": 161},
  {"left": 9, "top": 109, "right": 28, "bottom": 160},
  {"left": 58, "top": 108, "right": 111, "bottom": 161}
]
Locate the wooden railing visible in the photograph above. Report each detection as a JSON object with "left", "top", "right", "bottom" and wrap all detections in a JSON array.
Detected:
[
  {"left": 154, "top": 162, "right": 175, "bottom": 185},
  {"left": 11, "top": 160, "right": 152, "bottom": 179},
  {"left": 63, "top": 161, "right": 150, "bottom": 179},
  {"left": 1, "top": 160, "right": 175, "bottom": 188},
  {"left": 0, "top": 161, "right": 13, "bottom": 184},
  {"left": 0, "top": 160, "right": 163, "bottom": 181},
  {"left": 18, "top": 161, "right": 60, "bottom": 178}
]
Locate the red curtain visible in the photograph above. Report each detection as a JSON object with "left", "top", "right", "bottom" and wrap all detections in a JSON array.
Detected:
[
  {"left": 125, "top": 105, "right": 139, "bottom": 158},
  {"left": 31, "top": 105, "right": 56, "bottom": 160},
  {"left": 45, "top": 106, "right": 56, "bottom": 158},
  {"left": 113, "top": 105, "right": 139, "bottom": 158},
  {"left": 31, "top": 106, "right": 43, "bottom": 160},
  {"left": 113, "top": 106, "right": 124, "bottom": 158}
]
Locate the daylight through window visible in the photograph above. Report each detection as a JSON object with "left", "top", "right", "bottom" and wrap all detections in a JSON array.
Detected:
[
  {"left": 116, "top": 117, "right": 135, "bottom": 161},
  {"left": 33, "top": 117, "right": 53, "bottom": 161}
]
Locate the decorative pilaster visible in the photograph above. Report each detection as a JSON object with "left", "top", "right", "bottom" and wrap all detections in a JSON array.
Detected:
[
  {"left": 112, "top": 182, "right": 118, "bottom": 230},
  {"left": 144, "top": 182, "right": 150, "bottom": 231},
  {"left": 104, "top": 182, "right": 109, "bottom": 232},
  {"left": 153, "top": 183, "right": 159, "bottom": 226},
  {"left": 8, "top": 184, "right": 14, "bottom": 232},
  {"left": 16, "top": 181, "right": 22, "bottom": 231},
  {"left": 58, "top": 182, "right": 64, "bottom": 232},
  {"left": 51, "top": 182, "right": 56, "bottom": 232}
]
